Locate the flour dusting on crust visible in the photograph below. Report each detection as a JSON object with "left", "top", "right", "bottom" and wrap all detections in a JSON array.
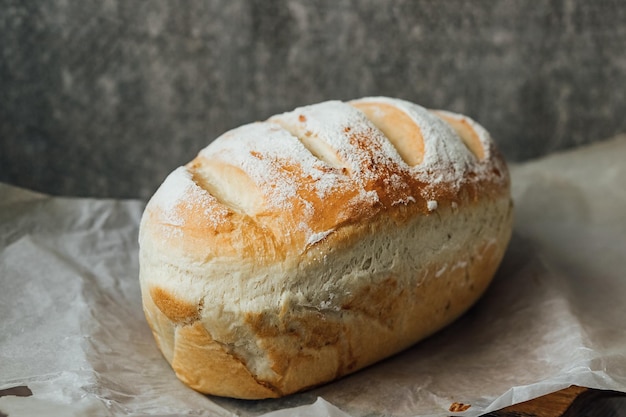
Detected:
[
  {"left": 146, "top": 97, "right": 508, "bottom": 247},
  {"left": 148, "top": 166, "right": 230, "bottom": 231}
]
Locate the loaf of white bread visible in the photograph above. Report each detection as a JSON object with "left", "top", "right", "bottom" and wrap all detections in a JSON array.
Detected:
[{"left": 139, "top": 97, "right": 513, "bottom": 399}]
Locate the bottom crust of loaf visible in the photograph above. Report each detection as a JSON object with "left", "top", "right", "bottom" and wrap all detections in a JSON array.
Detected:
[{"left": 140, "top": 197, "right": 513, "bottom": 399}]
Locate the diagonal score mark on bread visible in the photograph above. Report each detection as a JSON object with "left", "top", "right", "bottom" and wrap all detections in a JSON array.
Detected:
[
  {"left": 269, "top": 114, "right": 348, "bottom": 171},
  {"left": 350, "top": 100, "right": 426, "bottom": 166},
  {"left": 431, "top": 110, "right": 487, "bottom": 161},
  {"left": 138, "top": 97, "right": 513, "bottom": 399},
  {"left": 187, "top": 157, "right": 265, "bottom": 217}
]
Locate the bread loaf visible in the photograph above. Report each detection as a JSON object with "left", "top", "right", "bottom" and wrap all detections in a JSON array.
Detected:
[{"left": 138, "top": 97, "right": 513, "bottom": 399}]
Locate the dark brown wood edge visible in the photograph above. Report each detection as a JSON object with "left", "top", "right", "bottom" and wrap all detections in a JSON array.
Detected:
[
  {"left": 480, "top": 386, "right": 626, "bottom": 417},
  {"left": 0, "top": 386, "right": 34, "bottom": 417},
  {"left": 561, "top": 388, "right": 626, "bottom": 417}
]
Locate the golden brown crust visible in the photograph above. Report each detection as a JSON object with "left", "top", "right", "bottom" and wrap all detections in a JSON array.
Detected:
[
  {"left": 138, "top": 97, "right": 513, "bottom": 399},
  {"left": 141, "top": 203, "right": 512, "bottom": 398},
  {"left": 172, "top": 322, "right": 280, "bottom": 398},
  {"left": 149, "top": 287, "right": 201, "bottom": 324}
]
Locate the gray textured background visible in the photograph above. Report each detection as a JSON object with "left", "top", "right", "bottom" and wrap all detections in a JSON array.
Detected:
[{"left": 1, "top": 0, "right": 625, "bottom": 199}]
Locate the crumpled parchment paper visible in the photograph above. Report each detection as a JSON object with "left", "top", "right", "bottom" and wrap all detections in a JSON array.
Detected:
[{"left": 1, "top": 135, "right": 625, "bottom": 417}]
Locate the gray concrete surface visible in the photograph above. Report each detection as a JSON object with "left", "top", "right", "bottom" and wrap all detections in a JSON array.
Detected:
[{"left": 1, "top": 0, "right": 625, "bottom": 198}]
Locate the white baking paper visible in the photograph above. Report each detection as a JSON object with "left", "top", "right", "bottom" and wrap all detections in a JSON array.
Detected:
[{"left": 1, "top": 135, "right": 626, "bottom": 417}]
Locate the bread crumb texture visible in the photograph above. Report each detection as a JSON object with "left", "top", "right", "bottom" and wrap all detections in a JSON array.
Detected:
[{"left": 139, "top": 97, "right": 513, "bottom": 398}]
